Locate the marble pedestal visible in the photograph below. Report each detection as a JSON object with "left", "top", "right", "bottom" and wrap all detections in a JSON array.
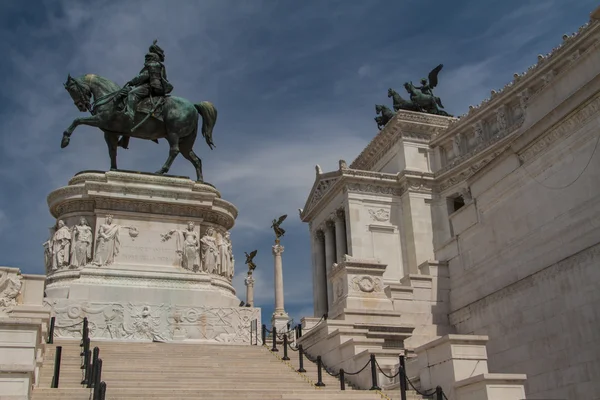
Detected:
[{"left": 44, "top": 171, "right": 260, "bottom": 344}]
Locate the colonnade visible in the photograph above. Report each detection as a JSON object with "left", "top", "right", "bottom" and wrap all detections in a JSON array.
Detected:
[{"left": 312, "top": 209, "right": 347, "bottom": 316}]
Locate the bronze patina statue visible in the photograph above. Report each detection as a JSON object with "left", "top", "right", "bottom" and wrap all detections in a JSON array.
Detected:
[
  {"left": 62, "top": 40, "right": 217, "bottom": 182},
  {"left": 271, "top": 215, "right": 287, "bottom": 239},
  {"left": 374, "top": 104, "right": 396, "bottom": 130},
  {"left": 245, "top": 250, "right": 258, "bottom": 273},
  {"left": 386, "top": 64, "right": 452, "bottom": 117},
  {"left": 122, "top": 40, "right": 174, "bottom": 126}
]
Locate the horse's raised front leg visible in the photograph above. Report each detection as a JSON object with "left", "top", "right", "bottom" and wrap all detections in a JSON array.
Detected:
[
  {"left": 104, "top": 132, "right": 119, "bottom": 170},
  {"left": 156, "top": 132, "right": 180, "bottom": 175},
  {"left": 61, "top": 115, "right": 103, "bottom": 148}
]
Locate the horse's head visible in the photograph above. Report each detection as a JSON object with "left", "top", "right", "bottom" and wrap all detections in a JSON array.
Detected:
[
  {"left": 403, "top": 82, "right": 414, "bottom": 93},
  {"left": 375, "top": 104, "right": 383, "bottom": 114},
  {"left": 64, "top": 74, "right": 91, "bottom": 112},
  {"left": 387, "top": 88, "right": 395, "bottom": 98}
]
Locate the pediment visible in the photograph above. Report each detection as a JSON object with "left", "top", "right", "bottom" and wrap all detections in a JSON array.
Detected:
[{"left": 300, "top": 173, "right": 342, "bottom": 221}]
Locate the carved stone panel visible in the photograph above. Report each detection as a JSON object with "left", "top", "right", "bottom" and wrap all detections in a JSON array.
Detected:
[{"left": 46, "top": 299, "right": 261, "bottom": 344}]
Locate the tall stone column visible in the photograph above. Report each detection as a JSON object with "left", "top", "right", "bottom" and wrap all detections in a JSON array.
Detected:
[
  {"left": 334, "top": 209, "right": 347, "bottom": 263},
  {"left": 313, "top": 230, "right": 328, "bottom": 317},
  {"left": 271, "top": 239, "right": 289, "bottom": 331},
  {"left": 245, "top": 274, "right": 255, "bottom": 307},
  {"left": 324, "top": 221, "right": 336, "bottom": 309}
]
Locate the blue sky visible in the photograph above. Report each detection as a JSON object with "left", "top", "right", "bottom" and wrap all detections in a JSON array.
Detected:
[{"left": 0, "top": 0, "right": 595, "bottom": 325}]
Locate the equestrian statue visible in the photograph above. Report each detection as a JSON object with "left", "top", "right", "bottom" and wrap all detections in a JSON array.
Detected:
[
  {"left": 61, "top": 40, "right": 217, "bottom": 183},
  {"left": 384, "top": 64, "right": 452, "bottom": 117},
  {"left": 374, "top": 104, "right": 396, "bottom": 130}
]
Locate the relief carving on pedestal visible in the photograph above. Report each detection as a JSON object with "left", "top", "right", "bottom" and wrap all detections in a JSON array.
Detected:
[
  {"left": 161, "top": 221, "right": 201, "bottom": 272},
  {"left": 217, "top": 231, "right": 235, "bottom": 279},
  {"left": 351, "top": 276, "right": 383, "bottom": 294},
  {"left": 0, "top": 270, "right": 22, "bottom": 311},
  {"left": 51, "top": 220, "right": 72, "bottom": 271},
  {"left": 71, "top": 217, "right": 93, "bottom": 267},
  {"left": 93, "top": 215, "right": 137, "bottom": 266},
  {"left": 200, "top": 227, "right": 219, "bottom": 274},
  {"left": 48, "top": 299, "right": 261, "bottom": 343},
  {"left": 125, "top": 304, "right": 166, "bottom": 341},
  {"left": 368, "top": 208, "right": 390, "bottom": 222}
]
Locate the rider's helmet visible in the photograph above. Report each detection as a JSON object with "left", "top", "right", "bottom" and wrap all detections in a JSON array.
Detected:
[{"left": 148, "top": 39, "right": 165, "bottom": 62}]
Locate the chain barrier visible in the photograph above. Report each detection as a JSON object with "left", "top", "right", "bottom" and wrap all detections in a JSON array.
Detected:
[
  {"left": 300, "top": 313, "right": 327, "bottom": 334},
  {"left": 405, "top": 373, "right": 438, "bottom": 398},
  {"left": 341, "top": 358, "right": 371, "bottom": 376},
  {"left": 375, "top": 359, "right": 400, "bottom": 379}
]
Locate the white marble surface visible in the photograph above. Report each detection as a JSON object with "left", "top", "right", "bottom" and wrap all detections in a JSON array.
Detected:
[{"left": 43, "top": 171, "right": 260, "bottom": 344}]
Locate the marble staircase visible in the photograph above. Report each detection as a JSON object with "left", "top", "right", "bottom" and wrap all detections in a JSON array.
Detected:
[{"left": 31, "top": 340, "right": 425, "bottom": 400}]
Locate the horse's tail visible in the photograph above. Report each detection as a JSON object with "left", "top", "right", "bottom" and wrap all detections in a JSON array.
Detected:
[{"left": 194, "top": 101, "right": 218, "bottom": 149}]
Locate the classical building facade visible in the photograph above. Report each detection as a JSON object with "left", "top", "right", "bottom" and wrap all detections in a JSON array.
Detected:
[{"left": 299, "top": 10, "right": 600, "bottom": 399}]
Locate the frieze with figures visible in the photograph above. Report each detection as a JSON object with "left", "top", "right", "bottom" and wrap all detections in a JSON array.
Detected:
[{"left": 46, "top": 299, "right": 260, "bottom": 344}]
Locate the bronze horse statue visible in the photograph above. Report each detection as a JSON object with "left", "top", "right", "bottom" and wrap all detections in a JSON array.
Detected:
[
  {"left": 62, "top": 74, "right": 217, "bottom": 182},
  {"left": 387, "top": 88, "right": 419, "bottom": 112},
  {"left": 403, "top": 82, "right": 450, "bottom": 116}
]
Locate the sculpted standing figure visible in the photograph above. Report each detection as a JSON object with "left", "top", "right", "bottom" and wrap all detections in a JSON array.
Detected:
[
  {"left": 71, "top": 217, "right": 93, "bottom": 267},
  {"left": 225, "top": 232, "right": 234, "bottom": 279},
  {"left": 217, "top": 232, "right": 228, "bottom": 276},
  {"left": 52, "top": 220, "right": 72, "bottom": 271},
  {"left": 121, "top": 40, "right": 173, "bottom": 125},
  {"left": 162, "top": 221, "right": 200, "bottom": 271},
  {"left": 200, "top": 227, "right": 219, "bottom": 273},
  {"left": 93, "top": 215, "right": 132, "bottom": 266}
]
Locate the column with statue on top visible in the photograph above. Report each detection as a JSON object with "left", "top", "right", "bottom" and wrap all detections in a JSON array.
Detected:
[
  {"left": 270, "top": 215, "right": 289, "bottom": 332},
  {"left": 244, "top": 249, "right": 258, "bottom": 307}
]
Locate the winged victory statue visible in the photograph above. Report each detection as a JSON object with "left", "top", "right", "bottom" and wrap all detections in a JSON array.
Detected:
[
  {"left": 271, "top": 215, "right": 287, "bottom": 239},
  {"left": 379, "top": 64, "right": 451, "bottom": 126},
  {"left": 244, "top": 250, "right": 258, "bottom": 273}
]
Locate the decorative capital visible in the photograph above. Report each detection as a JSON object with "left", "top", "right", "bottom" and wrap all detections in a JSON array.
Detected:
[
  {"left": 314, "top": 230, "right": 324, "bottom": 240},
  {"left": 325, "top": 220, "right": 335, "bottom": 229},
  {"left": 244, "top": 276, "right": 255, "bottom": 286},
  {"left": 335, "top": 208, "right": 345, "bottom": 220},
  {"left": 272, "top": 244, "right": 284, "bottom": 255}
]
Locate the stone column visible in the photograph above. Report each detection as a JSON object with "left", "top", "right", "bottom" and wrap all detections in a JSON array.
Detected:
[
  {"left": 323, "top": 221, "right": 336, "bottom": 309},
  {"left": 313, "top": 230, "right": 328, "bottom": 317},
  {"left": 334, "top": 209, "right": 347, "bottom": 263},
  {"left": 271, "top": 239, "right": 289, "bottom": 331},
  {"left": 245, "top": 274, "right": 255, "bottom": 307}
]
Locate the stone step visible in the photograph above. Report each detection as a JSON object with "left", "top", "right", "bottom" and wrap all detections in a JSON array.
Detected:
[
  {"left": 31, "top": 388, "right": 396, "bottom": 399},
  {"left": 33, "top": 341, "right": 428, "bottom": 400}
]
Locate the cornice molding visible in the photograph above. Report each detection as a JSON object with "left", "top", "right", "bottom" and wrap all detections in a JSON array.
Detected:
[
  {"left": 351, "top": 110, "right": 453, "bottom": 171},
  {"left": 300, "top": 168, "right": 434, "bottom": 222}
]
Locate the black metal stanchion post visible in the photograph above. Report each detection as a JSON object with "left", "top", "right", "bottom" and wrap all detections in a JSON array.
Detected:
[
  {"left": 80, "top": 318, "right": 88, "bottom": 356},
  {"left": 261, "top": 324, "right": 266, "bottom": 345},
  {"left": 93, "top": 359, "right": 103, "bottom": 400},
  {"left": 271, "top": 326, "right": 278, "bottom": 352},
  {"left": 82, "top": 349, "right": 92, "bottom": 385},
  {"left": 339, "top": 369, "right": 345, "bottom": 390},
  {"left": 282, "top": 334, "right": 290, "bottom": 360},
  {"left": 297, "top": 324, "right": 302, "bottom": 338},
  {"left": 399, "top": 355, "right": 407, "bottom": 400},
  {"left": 315, "top": 356, "right": 326, "bottom": 387},
  {"left": 436, "top": 386, "right": 443, "bottom": 400},
  {"left": 369, "top": 354, "right": 381, "bottom": 390},
  {"left": 88, "top": 347, "right": 100, "bottom": 388},
  {"left": 81, "top": 337, "right": 90, "bottom": 370},
  {"left": 47, "top": 317, "right": 55, "bottom": 344},
  {"left": 81, "top": 346, "right": 90, "bottom": 384},
  {"left": 99, "top": 381, "right": 107, "bottom": 400},
  {"left": 297, "top": 345, "right": 306, "bottom": 373},
  {"left": 50, "top": 345, "right": 62, "bottom": 388}
]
